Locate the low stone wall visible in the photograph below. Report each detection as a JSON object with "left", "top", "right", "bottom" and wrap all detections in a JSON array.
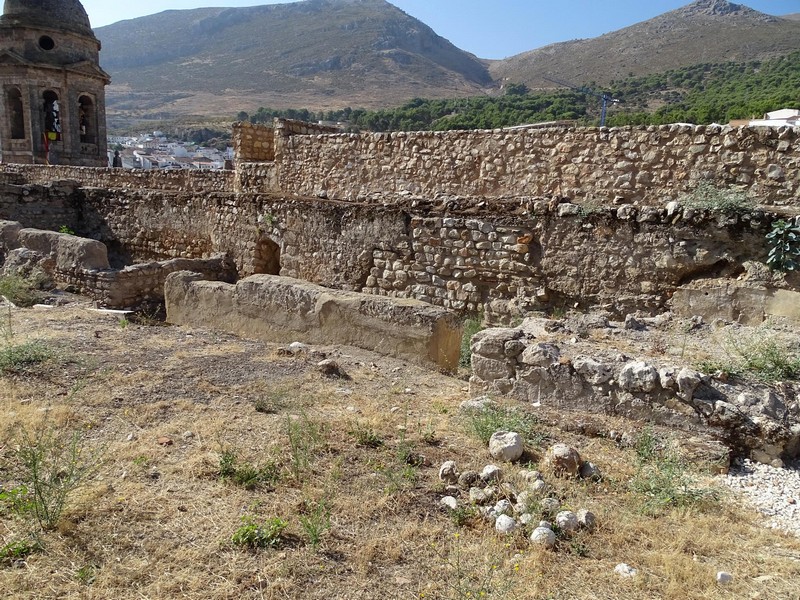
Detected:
[
  {"left": 0, "top": 220, "right": 235, "bottom": 309},
  {"left": 0, "top": 180, "right": 788, "bottom": 320},
  {"left": 1, "top": 164, "right": 234, "bottom": 193},
  {"left": 469, "top": 320, "right": 800, "bottom": 464},
  {"left": 165, "top": 272, "right": 462, "bottom": 372}
]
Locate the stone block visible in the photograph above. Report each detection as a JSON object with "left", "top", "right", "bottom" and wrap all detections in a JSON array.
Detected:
[{"left": 165, "top": 272, "right": 462, "bottom": 372}]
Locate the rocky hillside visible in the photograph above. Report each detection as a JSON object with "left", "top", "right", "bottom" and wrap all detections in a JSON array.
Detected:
[
  {"left": 491, "top": 0, "right": 800, "bottom": 89},
  {"left": 97, "top": 0, "right": 492, "bottom": 117}
]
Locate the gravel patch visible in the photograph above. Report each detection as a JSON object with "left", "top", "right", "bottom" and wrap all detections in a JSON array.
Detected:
[{"left": 721, "top": 458, "right": 800, "bottom": 537}]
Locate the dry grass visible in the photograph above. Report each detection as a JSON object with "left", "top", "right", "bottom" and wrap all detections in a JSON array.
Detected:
[{"left": 0, "top": 304, "right": 799, "bottom": 599}]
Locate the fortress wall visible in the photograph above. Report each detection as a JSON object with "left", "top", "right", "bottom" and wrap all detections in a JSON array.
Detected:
[
  {"left": 273, "top": 124, "right": 799, "bottom": 206},
  {"left": 0, "top": 164, "right": 234, "bottom": 193},
  {"left": 0, "top": 177, "right": 780, "bottom": 319},
  {"left": 233, "top": 121, "right": 275, "bottom": 163}
]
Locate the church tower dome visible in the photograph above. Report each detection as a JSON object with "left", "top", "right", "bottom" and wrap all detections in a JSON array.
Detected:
[{"left": 1, "top": 0, "right": 96, "bottom": 39}]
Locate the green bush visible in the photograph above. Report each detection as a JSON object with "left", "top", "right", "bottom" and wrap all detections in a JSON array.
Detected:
[
  {"left": 0, "top": 538, "right": 42, "bottom": 565},
  {"left": 218, "top": 449, "right": 280, "bottom": 490},
  {"left": 0, "top": 275, "right": 45, "bottom": 308},
  {"left": 231, "top": 515, "right": 287, "bottom": 549},
  {"left": 298, "top": 499, "right": 331, "bottom": 549},
  {"left": 696, "top": 329, "right": 800, "bottom": 381},
  {"left": 0, "top": 341, "right": 54, "bottom": 374},
  {"left": 766, "top": 218, "right": 800, "bottom": 272}
]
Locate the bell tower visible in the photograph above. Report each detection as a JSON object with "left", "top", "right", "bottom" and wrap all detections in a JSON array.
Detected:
[{"left": 0, "top": 0, "right": 110, "bottom": 165}]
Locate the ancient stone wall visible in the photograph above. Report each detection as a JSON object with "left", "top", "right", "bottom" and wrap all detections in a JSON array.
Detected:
[
  {"left": 232, "top": 121, "right": 275, "bottom": 163},
  {"left": 1, "top": 164, "right": 234, "bottom": 193},
  {"left": 0, "top": 179, "right": 782, "bottom": 320},
  {"left": 273, "top": 124, "right": 799, "bottom": 206}
]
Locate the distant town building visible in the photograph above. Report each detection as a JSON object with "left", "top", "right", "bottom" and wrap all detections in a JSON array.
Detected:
[
  {"left": 736, "top": 108, "right": 800, "bottom": 128},
  {"left": 0, "top": 0, "right": 110, "bottom": 166}
]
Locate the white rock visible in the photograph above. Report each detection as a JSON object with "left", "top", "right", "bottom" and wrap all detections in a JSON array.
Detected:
[
  {"left": 494, "top": 499, "right": 513, "bottom": 516},
  {"left": 495, "top": 514, "right": 517, "bottom": 534},
  {"left": 541, "top": 498, "right": 560, "bottom": 513},
  {"left": 288, "top": 341, "right": 308, "bottom": 354},
  {"left": 676, "top": 367, "right": 702, "bottom": 401},
  {"left": 529, "top": 479, "right": 548, "bottom": 495},
  {"left": 439, "top": 461, "right": 459, "bottom": 484},
  {"left": 519, "top": 513, "right": 534, "bottom": 525},
  {"left": 489, "top": 431, "right": 524, "bottom": 462},
  {"left": 555, "top": 510, "right": 579, "bottom": 533},
  {"left": 618, "top": 361, "right": 659, "bottom": 393},
  {"left": 440, "top": 496, "right": 458, "bottom": 510},
  {"left": 573, "top": 356, "right": 614, "bottom": 385},
  {"left": 716, "top": 571, "right": 733, "bottom": 584},
  {"left": 459, "top": 396, "right": 496, "bottom": 412},
  {"left": 614, "top": 563, "right": 638, "bottom": 578},
  {"left": 480, "top": 464, "right": 502, "bottom": 483},
  {"left": 530, "top": 527, "right": 556, "bottom": 548},
  {"left": 519, "top": 469, "right": 542, "bottom": 483},
  {"left": 469, "top": 487, "right": 492, "bottom": 505}
]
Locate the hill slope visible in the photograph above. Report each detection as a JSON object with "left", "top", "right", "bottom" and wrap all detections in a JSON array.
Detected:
[
  {"left": 491, "top": 0, "right": 800, "bottom": 89},
  {"left": 97, "top": 0, "right": 492, "bottom": 118}
]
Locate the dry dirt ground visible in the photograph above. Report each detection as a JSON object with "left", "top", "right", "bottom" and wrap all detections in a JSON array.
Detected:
[{"left": 1, "top": 300, "right": 800, "bottom": 600}]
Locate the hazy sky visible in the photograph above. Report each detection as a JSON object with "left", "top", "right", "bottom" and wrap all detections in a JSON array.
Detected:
[{"left": 80, "top": 0, "right": 800, "bottom": 59}]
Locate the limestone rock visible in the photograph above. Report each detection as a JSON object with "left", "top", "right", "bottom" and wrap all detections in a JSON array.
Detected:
[
  {"left": 619, "top": 361, "right": 659, "bottom": 393},
  {"left": 530, "top": 527, "right": 556, "bottom": 549},
  {"left": 480, "top": 464, "right": 502, "bottom": 483},
  {"left": 716, "top": 571, "right": 733, "bottom": 584},
  {"left": 438, "top": 461, "right": 459, "bottom": 484},
  {"left": 520, "top": 343, "right": 561, "bottom": 367},
  {"left": 495, "top": 514, "right": 517, "bottom": 534},
  {"left": 458, "top": 470, "right": 480, "bottom": 489},
  {"left": 440, "top": 496, "right": 458, "bottom": 510},
  {"left": 317, "top": 359, "right": 349, "bottom": 379},
  {"left": 573, "top": 356, "right": 613, "bottom": 385},
  {"left": 545, "top": 444, "right": 582, "bottom": 477},
  {"left": 579, "top": 461, "right": 602, "bottom": 481},
  {"left": 577, "top": 509, "right": 597, "bottom": 531},
  {"left": 555, "top": 510, "right": 579, "bottom": 533},
  {"left": 676, "top": 367, "right": 702, "bottom": 400},
  {"left": 614, "top": 563, "right": 638, "bottom": 578},
  {"left": 488, "top": 431, "right": 524, "bottom": 462},
  {"left": 459, "top": 396, "right": 496, "bottom": 412}
]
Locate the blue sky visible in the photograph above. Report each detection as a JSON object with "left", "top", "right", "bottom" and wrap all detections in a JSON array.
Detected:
[{"left": 82, "top": 0, "right": 800, "bottom": 59}]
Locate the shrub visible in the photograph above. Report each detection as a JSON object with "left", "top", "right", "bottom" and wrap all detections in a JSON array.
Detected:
[
  {"left": 0, "top": 275, "right": 45, "bottom": 308},
  {"left": 231, "top": 515, "right": 287, "bottom": 549},
  {"left": 696, "top": 329, "right": 800, "bottom": 381},
  {"left": 766, "top": 218, "right": 800, "bottom": 272},
  {"left": 10, "top": 423, "right": 101, "bottom": 530},
  {"left": 0, "top": 340, "right": 53, "bottom": 374},
  {"left": 0, "top": 538, "right": 42, "bottom": 565},
  {"left": 218, "top": 449, "right": 279, "bottom": 490},
  {"left": 298, "top": 499, "right": 331, "bottom": 549}
]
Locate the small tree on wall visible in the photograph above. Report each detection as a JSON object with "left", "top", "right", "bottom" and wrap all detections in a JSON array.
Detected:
[{"left": 766, "top": 218, "right": 800, "bottom": 272}]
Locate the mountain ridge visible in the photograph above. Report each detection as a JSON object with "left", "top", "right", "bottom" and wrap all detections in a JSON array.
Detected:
[{"left": 95, "top": 0, "right": 800, "bottom": 121}]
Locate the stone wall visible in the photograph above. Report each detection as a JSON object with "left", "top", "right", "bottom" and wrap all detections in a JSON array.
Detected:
[
  {"left": 0, "top": 219, "right": 235, "bottom": 308},
  {"left": 0, "top": 178, "right": 787, "bottom": 319},
  {"left": 273, "top": 124, "right": 799, "bottom": 206},
  {"left": 469, "top": 320, "right": 800, "bottom": 463},
  {"left": 232, "top": 121, "right": 275, "bottom": 163},
  {"left": 1, "top": 164, "right": 234, "bottom": 193}
]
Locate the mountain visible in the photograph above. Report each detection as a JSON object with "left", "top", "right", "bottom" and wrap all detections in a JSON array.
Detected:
[
  {"left": 491, "top": 0, "right": 800, "bottom": 90},
  {"left": 97, "top": 0, "right": 492, "bottom": 120},
  {"left": 783, "top": 13, "right": 800, "bottom": 21}
]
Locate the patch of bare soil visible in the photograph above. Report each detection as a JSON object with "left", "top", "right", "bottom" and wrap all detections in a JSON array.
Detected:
[{"left": 1, "top": 301, "right": 799, "bottom": 599}]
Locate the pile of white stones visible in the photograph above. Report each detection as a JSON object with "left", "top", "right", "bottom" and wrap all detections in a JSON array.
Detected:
[
  {"left": 438, "top": 442, "right": 599, "bottom": 549},
  {"left": 720, "top": 458, "right": 800, "bottom": 537}
]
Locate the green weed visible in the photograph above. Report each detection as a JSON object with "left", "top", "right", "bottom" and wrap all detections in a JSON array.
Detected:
[
  {"left": 0, "top": 275, "right": 45, "bottom": 308},
  {"left": 218, "top": 449, "right": 279, "bottom": 490},
  {"left": 460, "top": 315, "right": 484, "bottom": 369},
  {"left": 463, "top": 405, "right": 543, "bottom": 446},
  {"left": 231, "top": 515, "right": 287, "bottom": 549},
  {"left": 298, "top": 498, "right": 332, "bottom": 549},
  {"left": 681, "top": 181, "right": 753, "bottom": 214},
  {"left": 0, "top": 538, "right": 42, "bottom": 566}
]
